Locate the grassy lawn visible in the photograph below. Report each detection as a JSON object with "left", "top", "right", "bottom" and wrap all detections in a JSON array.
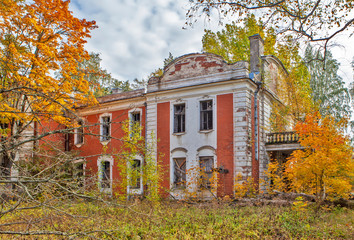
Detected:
[{"left": 0, "top": 200, "right": 353, "bottom": 239}]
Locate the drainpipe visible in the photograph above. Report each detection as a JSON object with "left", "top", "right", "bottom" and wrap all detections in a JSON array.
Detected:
[
  {"left": 143, "top": 101, "right": 147, "bottom": 196},
  {"left": 254, "top": 81, "right": 262, "bottom": 162}
]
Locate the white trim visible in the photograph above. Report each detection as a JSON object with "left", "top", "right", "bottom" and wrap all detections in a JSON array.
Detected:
[
  {"left": 128, "top": 108, "right": 142, "bottom": 137},
  {"left": 99, "top": 113, "right": 112, "bottom": 145},
  {"left": 127, "top": 155, "right": 143, "bottom": 195},
  {"left": 97, "top": 155, "right": 114, "bottom": 194},
  {"left": 74, "top": 119, "right": 84, "bottom": 147},
  {"left": 171, "top": 100, "right": 187, "bottom": 134},
  {"left": 197, "top": 96, "right": 216, "bottom": 131}
]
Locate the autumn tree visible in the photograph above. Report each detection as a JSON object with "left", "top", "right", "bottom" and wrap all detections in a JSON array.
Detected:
[
  {"left": 0, "top": 0, "right": 97, "bottom": 182},
  {"left": 187, "top": 0, "right": 354, "bottom": 56},
  {"left": 201, "top": 15, "right": 313, "bottom": 130},
  {"left": 285, "top": 112, "right": 353, "bottom": 203}
]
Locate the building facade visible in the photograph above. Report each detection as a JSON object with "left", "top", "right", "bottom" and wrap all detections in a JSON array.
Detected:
[{"left": 70, "top": 34, "right": 287, "bottom": 198}]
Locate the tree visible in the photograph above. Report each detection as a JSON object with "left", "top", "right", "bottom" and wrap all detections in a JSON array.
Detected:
[
  {"left": 202, "top": 14, "right": 276, "bottom": 63},
  {"left": 75, "top": 52, "right": 120, "bottom": 97},
  {"left": 201, "top": 16, "right": 313, "bottom": 130},
  {"left": 150, "top": 52, "right": 175, "bottom": 78},
  {"left": 0, "top": 0, "right": 96, "bottom": 177},
  {"left": 304, "top": 45, "right": 351, "bottom": 121},
  {"left": 285, "top": 112, "right": 353, "bottom": 203},
  {"left": 187, "top": 0, "right": 354, "bottom": 56}
]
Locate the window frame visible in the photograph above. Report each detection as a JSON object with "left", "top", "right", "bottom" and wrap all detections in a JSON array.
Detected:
[
  {"left": 200, "top": 100, "right": 213, "bottom": 131},
  {"left": 74, "top": 119, "right": 84, "bottom": 146},
  {"left": 97, "top": 156, "right": 113, "bottom": 193},
  {"left": 199, "top": 156, "right": 214, "bottom": 189},
  {"left": 100, "top": 113, "right": 112, "bottom": 143},
  {"left": 129, "top": 159, "right": 142, "bottom": 189},
  {"left": 173, "top": 158, "right": 186, "bottom": 188},
  {"left": 173, "top": 103, "right": 186, "bottom": 133},
  {"left": 129, "top": 108, "right": 142, "bottom": 137}
]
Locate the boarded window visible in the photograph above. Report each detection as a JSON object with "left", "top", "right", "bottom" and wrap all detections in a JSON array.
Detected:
[
  {"left": 101, "top": 161, "right": 111, "bottom": 189},
  {"left": 174, "top": 104, "right": 185, "bottom": 133},
  {"left": 200, "top": 100, "right": 213, "bottom": 130},
  {"left": 101, "top": 116, "right": 110, "bottom": 141},
  {"left": 199, "top": 157, "right": 214, "bottom": 189},
  {"left": 173, "top": 158, "right": 186, "bottom": 187},
  {"left": 130, "top": 159, "right": 141, "bottom": 189}
]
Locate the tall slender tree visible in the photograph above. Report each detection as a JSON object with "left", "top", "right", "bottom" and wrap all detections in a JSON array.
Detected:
[{"left": 304, "top": 45, "right": 351, "bottom": 121}]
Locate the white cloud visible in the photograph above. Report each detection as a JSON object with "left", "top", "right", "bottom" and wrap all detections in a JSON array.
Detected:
[{"left": 70, "top": 0, "right": 353, "bottom": 86}]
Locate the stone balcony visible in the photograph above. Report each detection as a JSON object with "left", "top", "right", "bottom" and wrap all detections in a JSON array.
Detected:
[{"left": 265, "top": 132, "right": 303, "bottom": 152}]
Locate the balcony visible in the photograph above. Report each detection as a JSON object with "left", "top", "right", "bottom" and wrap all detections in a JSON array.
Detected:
[{"left": 266, "top": 132, "right": 302, "bottom": 152}]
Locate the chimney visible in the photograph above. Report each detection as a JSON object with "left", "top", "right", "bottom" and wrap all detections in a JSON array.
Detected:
[{"left": 249, "top": 34, "right": 264, "bottom": 75}]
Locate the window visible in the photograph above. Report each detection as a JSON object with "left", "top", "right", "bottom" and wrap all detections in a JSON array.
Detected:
[
  {"left": 101, "top": 161, "right": 111, "bottom": 189},
  {"left": 130, "top": 159, "right": 141, "bottom": 189},
  {"left": 199, "top": 157, "right": 214, "bottom": 189},
  {"left": 173, "top": 158, "right": 186, "bottom": 187},
  {"left": 74, "top": 120, "right": 84, "bottom": 145},
  {"left": 101, "top": 116, "right": 110, "bottom": 141},
  {"left": 129, "top": 109, "right": 142, "bottom": 137},
  {"left": 200, "top": 100, "right": 213, "bottom": 130},
  {"left": 174, "top": 104, "right": 185, "bottom": 133}
]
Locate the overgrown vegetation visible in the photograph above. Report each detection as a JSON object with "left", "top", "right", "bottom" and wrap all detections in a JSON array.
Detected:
[{"left": 0, "top": 201, "right": 352, "bottom": 239}]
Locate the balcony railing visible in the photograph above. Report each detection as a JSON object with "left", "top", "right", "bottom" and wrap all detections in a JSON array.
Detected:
[{"left": 266, "top": 131, "right": 299, "bottom": 145}]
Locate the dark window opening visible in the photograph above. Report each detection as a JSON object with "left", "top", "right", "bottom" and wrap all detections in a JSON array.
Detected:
[
  {"left": 130, "top": 159, "right": 141, "bottom": 189},
  {"left": 174, "top": 104, "right": 185, "bottom": 133},
  {"left": 130, "top": 112, "right": 141, "bottom": 136},
  {"left": 101, "top": 116, "right": 110, "bottom": 141},
  {"left": 173, "top": 158, "right": 186, "bottom": 187},
  {"left": 101, "top": 161, "right": 110, "bottom": 189},
  {"left": 200, "top": 100, "right": 213, "bottom": 130},
  {"left": 199, "top": 157, "right": 214, "bottom": 189},
  {"left": 76, "top": 120, "right": 84, "bottom": 144}
]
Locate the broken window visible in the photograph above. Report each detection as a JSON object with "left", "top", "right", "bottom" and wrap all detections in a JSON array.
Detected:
[
  {"left": 199, "top": 156, "right": 214, "bottom": 189},
  {"left": 101, "top": 161, "right": 111, "bottom": 189},
  {"left": 130, "top": 159, "right": 141, "bottom": 189},
  {"left": 174, "top": 104, "right": 185, "bottom": 133},
  {"left": 130, "top": 112, "right": 141, "bottom": 137},
  {"left": 173, "top": 158, "right": 186, "bottom": 187},
  {"left": 200, "top": 100, "right": 213, "bottom": 130},
  {"left": 101, "top": 116, "right": 110, "bottom": 141},
  {"left": 75, "top": 120, "right": 84, "bottom": 145}
]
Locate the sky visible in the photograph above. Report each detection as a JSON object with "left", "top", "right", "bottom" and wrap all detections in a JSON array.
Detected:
[{"left": 69, "top": 0, "right": 353, "bottom": 86}]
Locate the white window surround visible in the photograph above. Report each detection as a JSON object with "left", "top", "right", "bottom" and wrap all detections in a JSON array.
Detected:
[
  {"left": 128, "top": 108, "right": 142, "bottom": 136},
  {"left": 97, "top": 155, "right": 114, "bottom": 194},
  {"left": 127, "top": 155, "right": 143, "bottom": 195},
  {"left": 99, "top": 113, "right": 112, "bottom": 144},
  {"left": 197, "top": 96, "right": 216, "bottom": 133},
  {"left": 172, "top": 101, "right": 187, "bottom": 134},
  {"left": 74, "top": 120, "right": 84, "bottom": 147}
]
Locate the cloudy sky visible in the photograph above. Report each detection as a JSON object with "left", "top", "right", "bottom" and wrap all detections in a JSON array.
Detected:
[{"left": 69, "top": 0, "right": 353, "bottom": 86}]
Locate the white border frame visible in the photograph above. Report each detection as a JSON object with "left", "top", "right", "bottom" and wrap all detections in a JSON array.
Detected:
[
  {"left": 128, "top": 108, "right": 143, "bottom": 137},
  {"left": 74, "top": 119, "right": 85, "bottom": 147},
  {"left": 127, "top": 154, "right": 143, "bottom": 195},
  {"left": 97, "top": 155, "right": 114, "bottom": 194},
  {"left": 99, "top": 113, "right": 112, "bottom": 144}
]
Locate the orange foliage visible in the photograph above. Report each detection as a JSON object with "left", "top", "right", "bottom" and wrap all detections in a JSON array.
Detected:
[
  {"left": 0, "top": 0, "right": 98, "bottom": 127},
  {"left": 285, "top": 112, "right": 354, "bottom": 202}
]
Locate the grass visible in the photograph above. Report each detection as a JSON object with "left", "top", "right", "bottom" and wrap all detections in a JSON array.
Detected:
[{"left": 0, "top": 200, "right": 353, "bottom": 239}]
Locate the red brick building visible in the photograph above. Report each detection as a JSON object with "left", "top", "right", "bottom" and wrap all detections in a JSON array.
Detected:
[{"left": 66, "top": 34, "right": 287, "bottom": 198}]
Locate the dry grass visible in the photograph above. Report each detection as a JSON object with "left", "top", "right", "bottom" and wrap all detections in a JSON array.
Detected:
[{"left": 0, "top": 200, "right": 353, "bottom": 239}]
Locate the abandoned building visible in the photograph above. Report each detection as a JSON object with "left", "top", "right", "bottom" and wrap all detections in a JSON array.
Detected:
[{"left": 38, "top": 34, "right": 300, "bottom": 198}]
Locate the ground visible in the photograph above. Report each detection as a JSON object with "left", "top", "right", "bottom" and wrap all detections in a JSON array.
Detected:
[{"left": 0, "top": 200, "right": 353, "bottom": 239}]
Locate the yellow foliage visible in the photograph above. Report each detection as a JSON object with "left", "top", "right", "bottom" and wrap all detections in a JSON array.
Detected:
[{"left": 286, "top": 112, "right": 354, "bottom": 202}]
